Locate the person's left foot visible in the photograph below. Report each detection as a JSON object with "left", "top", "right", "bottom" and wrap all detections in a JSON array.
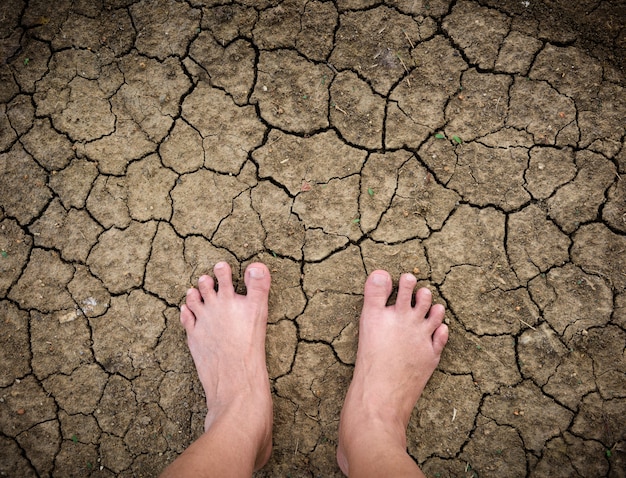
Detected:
[{"left": 181, "top": 261, "right": 273, "bottom": 470}]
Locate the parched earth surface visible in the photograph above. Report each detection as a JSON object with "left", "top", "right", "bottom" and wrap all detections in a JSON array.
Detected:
[{"left": 1, "top": 0, "right": 625, "bottom": 476}]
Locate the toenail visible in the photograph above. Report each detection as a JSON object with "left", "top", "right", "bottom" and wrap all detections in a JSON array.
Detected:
[
  {"left": 214, "top": 262, "right": 226, "bottom": 270},
  {"left": 249, "top": 267, "right": 265, "bottom": 279},
  {"left": 404, "top": 273, "right": 417, "bottom": 283},
  {"left": 372, "top": 272, "right": 388, "bottom": 285},
  {"left": 186, "top": 288, "right": 194, "bottom": 295},
  {"left": 198, "top": 275, "right": 207, "bottom": 283}
]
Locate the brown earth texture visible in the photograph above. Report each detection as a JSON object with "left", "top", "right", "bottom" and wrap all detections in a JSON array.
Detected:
[{"left": 1, "top": 0, "right": 626, "bottom": 476}]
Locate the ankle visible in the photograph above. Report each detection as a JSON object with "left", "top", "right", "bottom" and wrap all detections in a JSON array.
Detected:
[
  {"left": 206, "top": 393, "right": 272, "bottom": 433},
  {"left": 204, "top": 403, "right": 273, "bottom": 467},
  {"left": 339, "top": 417, "right": 411, "bottom": 476},
  {"left": 340, "top": 401, "right": 408, "bottom": 454}
]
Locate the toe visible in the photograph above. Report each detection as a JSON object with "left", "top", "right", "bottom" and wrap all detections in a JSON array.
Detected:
[
  {"left": 425, "top": 302, "right": 445, "bottom": 333},
  {"left": 180, "top": 300, "right": 197, "bottom": 332},
  {"left": 214, "top": 262, "right": 235, "bottom": 298},
  {"left": 185, "top": 287, "right": 203, "bottom": 315},
  {"left": 244, "top": 263, "right": 271, "bottom": 303},
  {"left": 432, "top": 323, "right": 449, "bottom": 356},
  {"left": 396, "top": 273, "right": 417, "bottom": 312},
  {"left": 197, "top": 274, "right": 216, "bottom": 301},
  {"left": 414, "top": 287, "right": 433, "bottom": 319},
  {"left": 363, "top": 270, "right": 392, "bottom": 310}
]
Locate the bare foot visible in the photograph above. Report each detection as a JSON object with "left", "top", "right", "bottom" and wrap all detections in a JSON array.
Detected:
[
  {"left": 336, "top": 270, "right": 449, "bottom": 477},
  {"left": 180, "top": 261, "right": 273, "bottom": 471}
]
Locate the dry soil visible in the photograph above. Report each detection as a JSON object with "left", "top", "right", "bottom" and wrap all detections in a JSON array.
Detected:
[{"left": 1, "top": 0, "right": 625, "bottom": 477}]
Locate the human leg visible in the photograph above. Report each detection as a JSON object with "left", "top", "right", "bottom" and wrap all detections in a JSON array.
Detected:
[
  {"left": 337, "top": 271, "right": 449, "bottom": 477},
  {"left": 160, "top": 262, "right": 273, "bottom": 478}
]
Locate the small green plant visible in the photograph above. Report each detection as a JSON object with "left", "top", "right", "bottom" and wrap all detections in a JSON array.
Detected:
[
  {"left": 367, "top": 187, "right": 375, "bottom": 196},
  {"left": 352, "top": 218, "right": 360, "bottom": 224},
  {"left": 71, "top": 434, "right": 78, "bottom": 443},
  {"left": 435, "top": 133, "right": 445, "bottom": 139},
  {"left": 1, "top": 250, "right": 8, "bottom": 258},
  {"left": 606, "top": 449, "right": 612, "bottom": 458},
  {"left": 452, "top": 135, "right": 463, "bottom": 144},
  {"left": 23, "top": 57, "right": 30, "bottom": 66}
]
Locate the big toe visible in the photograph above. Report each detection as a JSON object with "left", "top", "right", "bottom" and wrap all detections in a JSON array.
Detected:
[
  {"left": 363, "top": 270, "right": 393, "bottom": 310},
  {"left": 244, "top": 263, "right": 271, "bottom": 303}
]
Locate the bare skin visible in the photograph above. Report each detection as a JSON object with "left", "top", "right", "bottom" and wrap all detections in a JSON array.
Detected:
[
  {"left": 160, "top": 265, "right": 447, "bottom": 477},
  {"left": 337, "top": 270, "right": 449, "bottom": 477},
  {"left": 160, "top": 261, "right": 273, "bottom": 478}
]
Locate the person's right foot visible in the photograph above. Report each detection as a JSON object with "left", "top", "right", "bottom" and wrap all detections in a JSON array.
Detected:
[{"left": 336, "top": 270, "right": 449, "bottom": 476}]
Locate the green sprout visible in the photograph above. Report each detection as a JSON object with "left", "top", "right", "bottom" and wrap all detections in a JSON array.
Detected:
[
  {"left": 367, "top": 187, "right": 375, "bottom": 197},
  {"left": 23, "top": 58, "right": 30, "bottom": 66},
  {"left": 452, "top": 135, "right": 463, "bottom": 144},
  {"left": 435, "top": 133, "right": 445, "bottom": 139}
]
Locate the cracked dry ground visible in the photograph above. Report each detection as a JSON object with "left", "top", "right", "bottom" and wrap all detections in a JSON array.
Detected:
[{"left": 1, "top": 0, "right": 626, "bottom": 476}]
